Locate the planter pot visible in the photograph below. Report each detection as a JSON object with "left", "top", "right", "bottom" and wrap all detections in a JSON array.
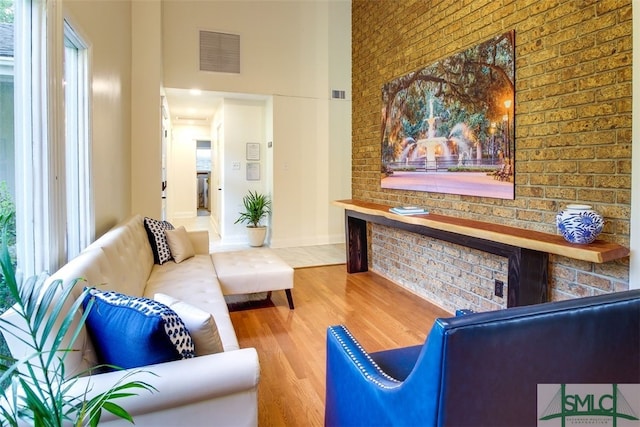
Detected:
[
  {"left": 556, "top": 204, "right": 604, "bottom": 245},
  {"left": 247, "top": 226, "right": 267, "bottom": 247}
]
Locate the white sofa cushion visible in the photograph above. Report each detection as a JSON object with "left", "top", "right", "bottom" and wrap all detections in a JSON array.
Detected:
[
  {"left": 66, "top": 348, "right": 260, "bottom": 426},
  {"left": 155, "top": 293, "right": 224, "bottom": 356},
  {"left": 86, "top": 215, "right": 154, "bottom": 297},
  {"left": 44, "top": 248, "right": 115, "bottom": 374},
  {"left": 211, "top": 249, "right": 294, "bottom": 294},
  {"left": 145, "top": 255, "right": 240, "bottom": 352}
]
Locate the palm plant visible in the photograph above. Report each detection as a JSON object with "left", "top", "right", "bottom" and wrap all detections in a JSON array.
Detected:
[
  {"left": 234, "top": 191, "right": 272, "bottom": 228},
  {"left": 0, "top": 212, "right": 155, "bottom": 426}
]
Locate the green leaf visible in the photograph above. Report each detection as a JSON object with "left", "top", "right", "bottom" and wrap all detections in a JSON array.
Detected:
[
  {"left": 88, "top": 408, "right": 101, "bottom": 427},
  {"left": 101, "top": 401, "right": 134, "bottom": 422},
  {"left": 18, "top": 377, "right": 57, "bottom": 425},
  {"left": 42, "top": 283, "right": 92, "bottom": 368}
]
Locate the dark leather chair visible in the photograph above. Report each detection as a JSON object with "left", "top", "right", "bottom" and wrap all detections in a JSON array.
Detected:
[{"left": 325, "top": 290, "right": 640, "bottom": 426}]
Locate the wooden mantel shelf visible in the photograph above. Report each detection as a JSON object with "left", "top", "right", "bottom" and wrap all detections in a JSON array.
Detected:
[{"left": 334, "top": 199, "right": 629, "bottom": 264}]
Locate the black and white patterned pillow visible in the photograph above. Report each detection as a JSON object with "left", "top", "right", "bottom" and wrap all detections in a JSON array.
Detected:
[
  {"left": 83, "top": 289, "right": 195, "bottom": 369},
  {"left": 144, "top": 217, "right": 175, "bottom": 264}
]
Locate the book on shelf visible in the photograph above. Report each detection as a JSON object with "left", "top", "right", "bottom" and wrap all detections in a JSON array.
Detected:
[{"left": 389, "top": 206, "right": 429, "bottom": 215}]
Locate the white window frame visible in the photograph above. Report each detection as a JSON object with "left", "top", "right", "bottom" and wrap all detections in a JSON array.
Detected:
[
  {"left": 63, "top": 18, "right": 93, "bottom": 260},
  {"left": 13, "top": 0, "right": 50, "bottom": 276}
]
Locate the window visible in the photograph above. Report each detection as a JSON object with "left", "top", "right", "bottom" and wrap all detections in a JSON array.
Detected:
[
  {"left": 0, "top": 0, "right": 93, "bottom": 362},
  {"left": 13, "top": 0, "right": 51, "bottom": 276},
  {"left": 63, "top": 20, "right": 92, "bottom": 260},
  {"left": 0, "top": 15, "right": 15, "bottom": 246},
  {"left": 0, "top": 0, "right": 16, "bottom": 319},
  {"left": 0, "top": 0, "right": 93, "bottom": 278}
]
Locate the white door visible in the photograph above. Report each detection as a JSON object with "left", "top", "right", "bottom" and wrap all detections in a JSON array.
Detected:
[{"left": 211, "top": 125, "right": 223, "bottom": 234}]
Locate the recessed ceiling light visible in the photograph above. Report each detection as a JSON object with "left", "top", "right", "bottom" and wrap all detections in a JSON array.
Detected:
[
  {"left": 175, "top": 116, "right": 208, "bottom": 121},
  {"left": 190, "top": 89, "right": 202, "bottom": 96}
]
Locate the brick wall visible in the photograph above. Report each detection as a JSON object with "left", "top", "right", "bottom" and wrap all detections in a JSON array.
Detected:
[
  {"left": 352, "top": 0, "right": 632, "bottom": 311},
  {"left": 371, "top": 225, "right": 509, "bottom": 312}
]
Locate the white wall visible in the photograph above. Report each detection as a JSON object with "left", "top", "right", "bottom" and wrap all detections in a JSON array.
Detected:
[
  {"left": 271, "top": 95, "right": 332, "bottom": 246},
  {"left": 221, "top": 99, "right": 269, "bottom": 245},
  {"left": 167, "top": 124, "right": 212, "bottom": 218},
  {"left": 328, "top": 98, "right": 352, "bottom": 241},
  {"left": 327, "top": 0, "right": 353, "bottom": 241},
  {"left": 66, "top": 0, "right": 351, "bottom": 245},
  {"left": 64, "top": 0, "right": 132, "bottom": 237},
  {"left": 162, "top": 0, "right": 351, "bottom": 248},
  {"left": 69, "top": 0, "right": 164, "bottom": 227},
  {"left": 163, "top": 1, "right": 335, "bottom": 98},
  {"left": 131, "top": 1, "right": 163, "bottom": 219}
]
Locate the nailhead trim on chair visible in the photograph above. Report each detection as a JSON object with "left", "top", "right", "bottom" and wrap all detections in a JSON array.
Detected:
[{"left": 330, "top": 325, "right": 401, "bottom": 389}]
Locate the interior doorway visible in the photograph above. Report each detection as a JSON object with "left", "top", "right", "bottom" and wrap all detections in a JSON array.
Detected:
[
  {"left": 163, "top": 88, "right": 271, "bottom": 244},
  {"left": 196, "top": 140, "right": 212, "bottom": 216}
]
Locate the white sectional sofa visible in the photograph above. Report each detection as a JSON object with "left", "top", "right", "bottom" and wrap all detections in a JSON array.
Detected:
[{"left": 1, "top": 215, "right": 259, "bottom": 426}]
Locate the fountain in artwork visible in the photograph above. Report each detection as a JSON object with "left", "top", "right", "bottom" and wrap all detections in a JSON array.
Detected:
[
  {"left": 397, "top": 99, "right": 483, "bottom": 168},
  {"left": 448, "top": 123, "right": 482, "bottom": 166},
  {"left": 415, "top": 99, "right": 448, "bottom": 165}
]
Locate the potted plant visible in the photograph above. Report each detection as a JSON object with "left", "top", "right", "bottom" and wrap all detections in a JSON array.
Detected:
[
  {"left": 234, "top": 190, "right": 272, "bottom": 247},
  {"left": 0, "top": 212, "right": 155, "bottom": 426}
]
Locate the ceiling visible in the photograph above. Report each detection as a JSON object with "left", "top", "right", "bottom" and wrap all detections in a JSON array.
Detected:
[
  {"left": 163, "top": 88, "right": 222, "bottom": 125},
  {"left": 163, "top": 88, "right": 268, "bottom": 126}
]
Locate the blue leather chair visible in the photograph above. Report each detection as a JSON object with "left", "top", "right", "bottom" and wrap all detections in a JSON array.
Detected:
[{"left": 325, "top": 290, "right": 640, "bottom": 426}]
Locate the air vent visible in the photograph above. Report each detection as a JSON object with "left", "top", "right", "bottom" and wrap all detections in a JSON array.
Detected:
[
  {"left": 331, "top": 89, "right": 346, "bottom": 99},
  {"left": 199, "top": 30, "right": 240, "bottom": 74}
]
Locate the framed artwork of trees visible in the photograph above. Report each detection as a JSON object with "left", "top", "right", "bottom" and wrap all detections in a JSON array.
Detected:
[{"left": 381, "top": 30, "right": 515, "bottom": 200}]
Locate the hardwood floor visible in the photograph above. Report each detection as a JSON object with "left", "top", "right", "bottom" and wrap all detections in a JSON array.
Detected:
[{"left": 229, "top": 264, "right": 452, "bottom": 427}]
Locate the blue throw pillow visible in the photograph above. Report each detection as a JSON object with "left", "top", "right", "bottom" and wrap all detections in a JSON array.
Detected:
[{"left": 83, "top": 289, "right": 195, "bottom": 370}]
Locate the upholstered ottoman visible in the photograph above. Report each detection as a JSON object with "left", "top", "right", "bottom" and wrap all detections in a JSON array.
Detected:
[{"left": 211, "top": 249, "right": 295, "bottom": 309}]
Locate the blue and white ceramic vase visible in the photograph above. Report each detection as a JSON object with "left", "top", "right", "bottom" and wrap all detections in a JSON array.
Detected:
[{"left": 556, "top": 204, "right": 604, "bottom": 245}]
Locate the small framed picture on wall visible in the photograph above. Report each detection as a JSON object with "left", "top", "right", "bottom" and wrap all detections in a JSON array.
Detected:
[
  {"left": 246, "top": 142, "right": 260, "bottom": 161},
  {"left": 247, "top": 162, "right": 260, "bottom": 181}
]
